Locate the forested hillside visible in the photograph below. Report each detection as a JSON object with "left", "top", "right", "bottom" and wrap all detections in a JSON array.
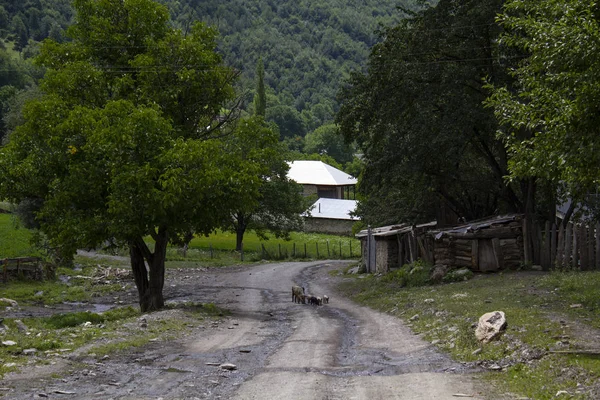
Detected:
[{"left": 0, "top": 0, "right": 416, "bottom": 144}]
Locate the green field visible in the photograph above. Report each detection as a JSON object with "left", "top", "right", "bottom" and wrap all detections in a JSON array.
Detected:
[
  {"left": 0, "top": 208, "right": 360, "bottom": 265},
  {"left": 0, "top": 213, "right": 41, "bottom": 259}
]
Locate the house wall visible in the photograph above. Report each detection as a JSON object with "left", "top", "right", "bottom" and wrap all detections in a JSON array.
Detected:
[{"left": 304, "top": 217, "right": 354, "bottom": 236}]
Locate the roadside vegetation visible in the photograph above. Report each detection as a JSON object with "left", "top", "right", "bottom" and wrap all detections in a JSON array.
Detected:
[{"left": 337, "top": 263, "right": 600, "bottom": 399}]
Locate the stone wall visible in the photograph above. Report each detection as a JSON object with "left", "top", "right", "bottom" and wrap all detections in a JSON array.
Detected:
[{"left": 303, "top": 217, "right": 354, "bottom": 236}]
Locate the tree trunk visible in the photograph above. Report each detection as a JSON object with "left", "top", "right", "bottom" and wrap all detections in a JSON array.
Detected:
[
  {"left": 235, "top": 214, "right": 247, "bottom": 252},
  {"left": 129, "top": 241, "right": 149, "bottom": 303},
  {"left": 129, "top": 229, "right": 168, "bottom": 312}
]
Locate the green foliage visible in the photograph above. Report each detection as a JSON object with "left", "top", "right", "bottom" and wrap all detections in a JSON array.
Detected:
[
  {"left": 303, "top": 123, "right": 354, "bottom": 165},
  {"left": 0, "top": 213, "right": 41, "bottom": 258},
  {"left": 442, "top": 268, "right": 474, "bottom": 283},
  {"left": 486, "top": 0, "right": 600, "bottom": 206},
  {"left": 337, "top": 0, "right": 526, "bottom": 226},
  {"left": 381, "top": 260, "right": 432, "bottom": 288},
  {"left": 42, "top": 307, "right": 138, "bottom": 328},
  {"left": 0, "top": 0, "right": 268, "bottom": 311}
]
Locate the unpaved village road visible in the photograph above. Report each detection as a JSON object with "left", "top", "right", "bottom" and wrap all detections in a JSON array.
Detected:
[{"left": 4, "top": 261, "right": 486, "bottom": 399}]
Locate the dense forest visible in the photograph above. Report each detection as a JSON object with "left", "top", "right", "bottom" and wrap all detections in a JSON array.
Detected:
[{"left": 0, "top": 0, "right": 415, "bottom": 155}]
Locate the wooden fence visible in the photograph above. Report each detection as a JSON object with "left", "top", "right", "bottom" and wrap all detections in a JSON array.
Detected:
[
  {"left": 528, "top": 220, "right": 600, "bottom": 271},
  {"left": 2, "top": 257, "right": 46, "bottom": 283}
]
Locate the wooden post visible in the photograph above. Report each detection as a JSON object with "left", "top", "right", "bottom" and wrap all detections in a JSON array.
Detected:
[
  {"left": 316, "top": 242, "right": 319, "bottom": 258},
  {"left": 533, "top": 222, "right": 542, "bottom": 265},
  {"left": 327, "top": 240, "right": 330, "bottom": 258},
  {"left": 581, "top": 225, "right": 589, "bottom": 271},
  {"left": 587, "top": 224, "right": 594, "bottom": 271},
  {"left": 556, "top": 223, "right": 565, "bottom": 269},
  {"left": 550, "top": 223, "right": 557, "bottom": 269},
  {"left": 262, "top": 243, "right": 266, "bottom": 259},
  {"left": 596, "top": 223, "right": 600, "bottom": 270},
  {"left": 573, "top": 225, "right": 580, "bottom": 270},
  {"left": 349, "top": 240, "right": 352, "bottom": 258},
  {"left": 564, "top": 223, "right": 572, "bottom": 269},
  {"left": 339, "top": 241, "right": 342, "bottom": 258},
  {"left": 542, "top": 221, "right": 551, "bottom": 271},
  {"left": 523, "top": 218, "right": 531, "bottom": 265},
  {"left": 304, "top": 243, "right": 307, "bottom": 258},
  {"left": 278, "top": 243, "right": 281, "bottom": 259},
  {"left": 210, "top": 243, "right": 213, "bottom": 259}
]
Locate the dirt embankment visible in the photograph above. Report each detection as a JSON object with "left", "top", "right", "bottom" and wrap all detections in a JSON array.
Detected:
[{"left": 2, "top": 261, "right": 489, "bottom": 400}]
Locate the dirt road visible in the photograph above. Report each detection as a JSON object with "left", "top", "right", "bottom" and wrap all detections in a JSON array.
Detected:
[{"left": 3, "top": 261, "right": 484, "bottom": 399}]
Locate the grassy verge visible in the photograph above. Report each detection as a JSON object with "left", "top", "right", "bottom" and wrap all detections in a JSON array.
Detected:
[
  {"left": 0, "top": 300, "right": 228, "bottom": 379},
  {"left": 337, "top": 267, "right": 600, "bottom": 399}
]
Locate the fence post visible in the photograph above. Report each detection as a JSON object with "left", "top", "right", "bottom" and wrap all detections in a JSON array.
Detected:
[
  {"left": 327, "top": 240, "right": 330, "bottom": 258},
  {"left": 349, "top": 240, "right": 352, "bottom": 258},
  {"left": 581, "top": 225, "right": 589, "bottom": 270},
  {"left": 542, "top": 221, "right": 551, "bottom": 271},
  {"left": 596, "top": 222, "right": 600, "bottom": 270},
  {"left": 339, "top": 241, "right": 342, "bottom": 258},
  {"left": 293, "top": 243, "right": 296, "bottom": 258},
  {"left": 556, "top": 223, "right": 565, "bottom": 269},
  {"left": 304, "top": 243, "right": 307, "bottom": 258},
  {"left": 564, "top": 223, "right": 573, "bottom": 268},
  {"left": 587, "top": 224, "right": 595, "bottom": 271},
  {"left": 278, "top": 244, "right": 281, "bottom": 259},
  {"left": 550, "top": 222, "right": 557, "bottom": 268},
  {"left": 262, "top": 244, "right": 266, "bottom": 260},
  {"left": 316, "top": 242, "right": 319, "bottom": 258}
]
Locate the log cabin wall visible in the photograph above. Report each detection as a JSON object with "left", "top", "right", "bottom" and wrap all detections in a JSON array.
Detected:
[{"left": 430, "top": 215, "right": 524, "bottom": 272}]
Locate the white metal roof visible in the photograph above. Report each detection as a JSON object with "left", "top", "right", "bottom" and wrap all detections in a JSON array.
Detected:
[
  {"left": 287, "top": 160, "right": 357, "bottom": 186},
  {"left": 306, "top": 198, "right": 358, "bottom": 220}
]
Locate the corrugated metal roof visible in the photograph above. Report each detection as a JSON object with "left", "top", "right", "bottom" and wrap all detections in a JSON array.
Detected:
[
  {"left": 305, "top": 198, "right": 358, "bottom": 220},
  {"left": 430, "top": 214, "right": 522, "bottom": 239},
  {"left": 356, "top": 221, "right": 437, "bottom": 238},
  {"left": 287, "top": 161, "right": 358, "bottom": 186}
]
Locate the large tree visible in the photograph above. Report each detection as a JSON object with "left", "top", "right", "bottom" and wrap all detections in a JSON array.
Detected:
[
  {"left": 0, "top": 0, "right": 262, "bottom": 312},
  {"left": 337, "top": 0, "right": 527, "bottom": 226},
  {"left": 221, "top": 116, "right": 307, "bottom": 251},
  {"left": 486, "top": 0, "right": 600, "bottom": 213}
]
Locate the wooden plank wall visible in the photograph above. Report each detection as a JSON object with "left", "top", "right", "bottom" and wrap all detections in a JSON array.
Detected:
[{"left": 533, "top": 221, "right": 599, "bottom": 270}]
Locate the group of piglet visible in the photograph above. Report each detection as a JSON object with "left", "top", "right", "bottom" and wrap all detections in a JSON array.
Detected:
[{"left": 291, "top": 285, "right": 329, "bottom": 306}]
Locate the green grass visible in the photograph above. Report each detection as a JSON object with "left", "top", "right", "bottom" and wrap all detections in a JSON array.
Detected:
[
  {"left": 338, "top": 270, "right": 600, "bottom": 399},
  {"left": 185, "top": 230, "right": 360, "bottom": 260},
  {"left": 0, "top": 213, "right": 41, "bottom": 258}
]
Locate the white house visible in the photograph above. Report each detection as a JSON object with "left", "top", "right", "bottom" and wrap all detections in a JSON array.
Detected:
[{"left": 287, "top": 160, "right": 359, "bottom": 235}]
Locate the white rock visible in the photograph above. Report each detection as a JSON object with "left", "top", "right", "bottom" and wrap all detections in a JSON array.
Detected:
[
  {"left": 2, "top": 340, "right": 17, "bottom": 346},
  {"left": 475, "top": 311, "right": 507, "bottom": 343}
]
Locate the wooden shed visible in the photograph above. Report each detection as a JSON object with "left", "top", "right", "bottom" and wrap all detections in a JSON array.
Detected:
[
  {"left": 429, "top": 214, "right": 524, "bottom": 272},
  {"left": 356, "top": 221, "right": 437, "bottom": 273}
]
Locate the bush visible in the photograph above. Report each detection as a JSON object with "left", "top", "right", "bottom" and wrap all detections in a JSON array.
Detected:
[
  {"left": 442, "top": 267, "right": 474, "bottom": 283},
  {"left": 382, "top": 260, "right": 432, "bottom": 288}
]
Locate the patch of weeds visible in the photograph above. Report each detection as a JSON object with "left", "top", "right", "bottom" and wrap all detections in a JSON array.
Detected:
[
  {"left": 492, "top": 355, "right": 594, "bottom": 399},
  {"left": 442, "top": 268, "right": 474, "bottom": 283},
  {"left": 0, "top": 281, "right": 90, "bottom": 305}
]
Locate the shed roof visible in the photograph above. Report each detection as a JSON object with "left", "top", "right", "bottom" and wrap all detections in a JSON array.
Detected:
[
  {"left": 430, "top": 214, "right": 523, "bottom": 239},
  {"left": 356, "top": 221, "right": 437, "bottom": 238},
  {"left": 305, "top": 198, "right": 358, "bottom": 220},
  {"left": 287, "top": 160, "right": 357, "bottom": 186}
]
